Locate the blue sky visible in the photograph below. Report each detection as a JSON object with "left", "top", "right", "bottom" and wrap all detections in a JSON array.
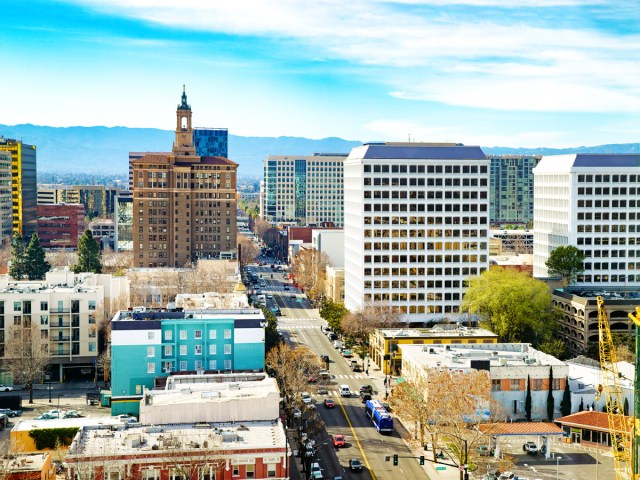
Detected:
[{"left": 2, "top": 0, "right": 639, "bottom": 147}]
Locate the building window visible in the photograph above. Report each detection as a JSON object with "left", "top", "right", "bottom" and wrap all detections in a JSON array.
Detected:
[
  {"left": 170, "top": 469, "right": 185, "bottom": 480},
  {"left": 224, "top": 360, "right": 232, "bottom": 370},
  {"left": 88, "top": 342, "right": 96, "bottom": 352},
  {"left": 224, "top": 329, "right": 231, "bottom": 339},
  {"left": 165, "top": 330, "right": 172, "bottom": 341},
  {"left": 105, "top": 471, "right": 121, "bottom": 480},
  {"left": 13, "top": 302, "right": 20, "bottom": 312},
  {"left": 510, "top": 379, "right": 521, "bottom": 391},
  {"left": 180, "top": 330, "right": 187, "bottom": 340},
  {"left": 267, "top": 464, "right": 276, "bottom": 478},
  {"left": 143, "top": 470, "right": 160, "bottom": 480},
  {"left": 195, "top": 360, "right": 203, "bottom": 370},
  {"left": 40, "top": 315, "right": 48, "bottom": 325},
  {"left": 209, "top": 344, "right": 217, "bottom": 355},
  {"left": 88, "top": 301, "right": 96, "bottom": 310},
  {"left": 232, "top": 465, "right": 240, "bottom": 477},
  {"left": 553, "top": 378, "right": 562, "bottom": 390},
  {"left": 208, "top": 360, "right": 217, "bottom": 370},
  {"left": 88, "top": 315, "right": 96, "bottom": 324},
  {"left": 198, "top": 466, "right": 216, "bottom": 480},
  {"left": 179, "top": 361, "right": 187, "bottom": 371},
  {"left": 148, "top": 332, "right": 155, "bottom": 340},
  {"left": 180, "top": 345, "right": 187, "bottom": 355},
  {"left": 195, "top": 329, "right": 202, "bottom": 339},
  {"left": 147, "top": 347, "right": 155, "bottom": 357},
  {"left": 40, "top": 301, "right": 48, "bottom": 311},
  {"left": 209, "top": 329, "right": 217, "bottom": 339},
  {"left": 147, "top": 363, "right": 155, "bottom": 374},
  {"left": 246, "top": 465, "right": 254, "bottom": 478},
  {"left": 195, "top": 345, "right": 202, "bottom": 355},
  {"left": 224, "top": 344, "right": 231, "bottom": 355},
  {"left": 533, "top": 379, "right": 543, "bottom": 390},
  {"left": 491, "top": 380, "right": 500, "bottom": 391},
  {"left": 164, "top": 345, "right": 172, "bottom": 356}
]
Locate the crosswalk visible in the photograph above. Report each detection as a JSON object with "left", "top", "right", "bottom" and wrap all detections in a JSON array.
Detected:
[
  {"left": 279, "top": 323, "right": 323, "bottom": 330},
  {"left": 332, "top": 373, "right": 369, "bottom": 379}
]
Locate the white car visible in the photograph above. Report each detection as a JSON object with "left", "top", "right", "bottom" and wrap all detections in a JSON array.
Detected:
[
  {"left": 0, "top": 385, "right": 13, "bottom": 392},
  {"left": 114, "top": 414, "right": 138, "bottom": 423},
  {"left": 498, "top": 472, "right": 515, "bottom": 480},
  {"left": 301, "top": 392, "right": 312, "bottom": 404}
]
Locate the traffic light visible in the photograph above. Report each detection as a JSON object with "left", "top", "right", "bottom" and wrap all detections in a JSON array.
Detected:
[
  {"left": 419, "top": 455, "right": 424, "bottom": 465},
  {"left": 393, "top": 454, "right": 398, "bottom": 466}
]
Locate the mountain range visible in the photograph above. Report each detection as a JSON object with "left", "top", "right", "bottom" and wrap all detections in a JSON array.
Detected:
[{"left": 2, "top": 124, "right": 639, "bottom": 179}]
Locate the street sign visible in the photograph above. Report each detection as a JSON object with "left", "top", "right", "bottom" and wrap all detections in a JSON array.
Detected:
[{"left": 436, "top": 466, "right": 446, "bottom": 471}]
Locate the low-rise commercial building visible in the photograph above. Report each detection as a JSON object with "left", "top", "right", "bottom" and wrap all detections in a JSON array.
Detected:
[
  {"left": 369, "top": 326, "right": 498, "bottom": 375},
  {"left": 400, "top": 342, "right": 568, "bottom": 420},
  {"left": 65, "top": 420, "right": 289, "bottom": 480}
]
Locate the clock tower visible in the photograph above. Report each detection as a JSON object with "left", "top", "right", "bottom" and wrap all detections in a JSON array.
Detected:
[{"left": 172, "top": 85, "right": 197, "bottom": 158}]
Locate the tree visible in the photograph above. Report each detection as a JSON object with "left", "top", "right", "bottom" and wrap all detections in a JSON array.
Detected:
[
  {"left": 261, "top": 306, "right": 280, "bottom": 353},
  {"left": 525, "top": 375, "right": 532, "bottom": 422},
  {"left": 72, "top": 230, "right": 102, "bottom": 274},
  {"left": 290, "top": 249, "right": 329, "bottom": 306},
  {"left": 25, "top": 233, "right": 50, "bottom": 280},
  {"left": 4, "top": 322, "right": 51, "bottom": 404},
  {"left": 538, "top": 338, "right": 567, "bottom": 360},
  {"left": 547, "top": 367, "right": 555, "bottom": 421},
  {"left": 579, "top": 397, "right": 584, "bottom": 412},
  {"left": 319, "top": 300, "right": 349, "bottom": 334},
  {"left": 461, "top": 267, "right": 560, "bottom": 348},
  {"left": 237, "top": 234, "right": 260, "bottom": 267},
  {"left": 624, "top": 397, "right": 630, "bottom": 416},
  {"left": 560, "top": 376, "right": 571, "bottom": 416},
  {"left": 545, "top": 245, "right": 586, "bottom": 285},
  {"left": 8, "top": 234, "right": 27, "bottom": 280}
]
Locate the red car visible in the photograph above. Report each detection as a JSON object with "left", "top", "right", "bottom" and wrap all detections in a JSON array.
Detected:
[
  {"left": 324, "top": 398, "right": 335, "bottom": 408},
  {"left": 333, "top": 434, "right": 346, "bottom": 448}
]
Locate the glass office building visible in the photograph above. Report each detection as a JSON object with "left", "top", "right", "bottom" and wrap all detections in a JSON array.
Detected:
[{"left": 194, "top": 128, "right": 228, "bottom": 158}]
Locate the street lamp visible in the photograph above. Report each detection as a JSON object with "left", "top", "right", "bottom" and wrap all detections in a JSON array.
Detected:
[
  {"left": 57, "top": 394, "right": 63, "bottom": 415},
  {"left": 556, "top": 456, "right": 562, "bottom": 480}
]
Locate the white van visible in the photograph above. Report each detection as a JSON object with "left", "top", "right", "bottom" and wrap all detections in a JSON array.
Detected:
[{"left": 340, "top": 385, "right": 351, "bottom": 397}]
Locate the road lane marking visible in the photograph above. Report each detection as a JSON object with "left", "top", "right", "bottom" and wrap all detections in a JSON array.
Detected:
[{"left": 336, "top": 395, "right": 377, "bottom": 480}]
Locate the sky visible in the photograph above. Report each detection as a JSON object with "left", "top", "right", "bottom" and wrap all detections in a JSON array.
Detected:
[{"left": 2, "top": 0, "right": 639, "bottom": 147}]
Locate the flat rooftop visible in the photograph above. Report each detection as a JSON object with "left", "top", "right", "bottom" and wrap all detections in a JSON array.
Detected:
[
  {"left": 146, "top": 374, "right": 279, "bottom": 405},
  {"left": 67, "top": 420, "right": 286, "bottom": 457},
  {"left": 5, "top": 453, "right": 51, "bottom": 471},
  {"left": 12, "top": 416, "right": 121, "bottom": 433},
  {"left": 378, "top": 325, "right": 497, "bottom": 339},
  {"left": 555, "top": 287, "right": 640, "bottom": 301},
  {"left": 400, "top": 343, "right": 565, "bottom": 368}
]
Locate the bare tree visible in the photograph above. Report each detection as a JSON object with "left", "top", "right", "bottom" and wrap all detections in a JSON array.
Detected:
[
  {"left": 342, "top": 301, "right": 401, "bottom": 358},
  {"left": 46, "top": 250, "right": 77, "bottom": 269},
  {"left": 237, "top": 234, "right": 259, "bottom": 267},
  {"left": 4, "top": 322, "right": 51, "bottom": 404},
  {"left": 266, "top": 343, "right": 320, "bottom": 412},
  {"left": 101, "top": 246, "right": 133, "bottom": 274},
  {"left": 253, "top": 219, "right": 272, "bottom": 241},
  {"left": 290, "top": 249, "right": 329, "bottom": 306}
]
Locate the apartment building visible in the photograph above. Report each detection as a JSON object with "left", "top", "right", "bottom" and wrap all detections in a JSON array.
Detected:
[
  {"left": 400, "top": 342, "right": 568, "bottom": 421},
  {"left": 533, "top": 154, "right": 640, "bottom": 285},
  {"left": 131, "top": 88, "right": 238, "bottom": 267},
  {"left": 0, "top": 137, "right": 37, "bottom": 238},
  {"left": 0, "top": 270, "right": 129, "bottom": 382},
  {"left": 488, "top": 155, "right": 540, "bottom": 225},
  {"left": 262, "top": 153, "right": 346, "bottom": 226},
  {"left": 110, "top": 304, "right": 265, "bottom": 415},
  {"left": 344, "top": 143, "right": 490, "bottom": 322}
]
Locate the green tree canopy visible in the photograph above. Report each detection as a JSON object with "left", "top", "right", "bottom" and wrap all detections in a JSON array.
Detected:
[
  {"left": 545, "top": 245, "right": 586, "bottom": 285},
  {"left": 25, "top": 233, "right": 50, "bottom": 280},
  {"left": 461, "top": 267, "right": 560, "bottom": 348},
  {"left": 9, "top": 234, "right": 27, "bottom": 280},
  {"left": 72, "top": 230, "right": 102, "bottom": 274},
  {"left": 319, "top": 300, "right": 349, "bottom": 334}
]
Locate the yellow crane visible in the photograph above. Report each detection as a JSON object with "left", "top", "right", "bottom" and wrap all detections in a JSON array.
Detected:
[{"left": 596, "top": 296, "right": 634, "bottom": 480}]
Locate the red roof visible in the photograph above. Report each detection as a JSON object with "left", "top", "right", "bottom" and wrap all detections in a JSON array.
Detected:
[
  {"left": 478, "top": 422, "right": 563, "bottom": 436},
  {"left": 555, "top": 411, "right": 631, "bottom": 433}
]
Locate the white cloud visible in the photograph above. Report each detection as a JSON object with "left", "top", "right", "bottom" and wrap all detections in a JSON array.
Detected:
[{"left": 65, "top": 0, "right": 640, "bottom": 113}]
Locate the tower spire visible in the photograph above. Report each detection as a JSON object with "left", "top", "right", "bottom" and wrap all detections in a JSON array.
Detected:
[{"left": 178, "top": 85, "right": 190, "bottom": 111}]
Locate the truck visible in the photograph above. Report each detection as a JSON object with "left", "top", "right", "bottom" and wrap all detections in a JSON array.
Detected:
[
  {"left": 0, "top": 395, "right": 22, "bottom": 410},
  {"left": 86, "top": 391, "right": 101, "bottom": 405}
]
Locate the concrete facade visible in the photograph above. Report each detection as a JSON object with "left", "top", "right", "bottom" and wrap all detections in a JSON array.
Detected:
[
  {"left": 311, "top": 229, "right": 344, "bottom": 268},
  {"left": 344, "top": 143, "right": 490, "bottom": 322}
]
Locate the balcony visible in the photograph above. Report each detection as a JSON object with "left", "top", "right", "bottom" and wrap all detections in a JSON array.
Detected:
[
  {"left": 50, "top": 323, "right": 70, "bottom": 328},
  {"left": 53, "top": 336, "right": 70, "bottom": 342},
  {"left": 52, "top": 350, "right": 71, "bottom": 356},
  {"left": 50, "top": 308, "right": 70, "bottom": 314}
]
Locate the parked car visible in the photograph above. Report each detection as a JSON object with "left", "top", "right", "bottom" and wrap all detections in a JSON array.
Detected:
[
  {"left": 328, "top": 333, "right": 338, "bottom": 341},
  {"left": 35, "top": 413, "right": 57, "bottom": 420},
  {"left": 310, "top": 462, "right": 321, "bottom": 475},
  {"left": 0, "top": 409, "right": 21, "bottom": 417},
  {"left": 342, "top": 350, "right": 353, "bottom": 358},
  {"left": 301, "top": 392, "right": 312, "bottom": 404},
  {"left": 333, "top": 434, "right": 346, "bottom": 448},
  {"left": 0, "top": 385, "right": 13, "bottom": 392},
  {"left": 114, "top": 414, "right": 137, "bottom": 423},
  {"left": 497, "top": 472, "right": 515, "bottom": 480},
  {"left": 63, "top": 410, "right": 83, "bottom": 418},
  {"left": 523, "top": 441, "right": 538, "bottom": 454},
  {"left": 349, "top": 459, "right": 362, "bottom": 472}
]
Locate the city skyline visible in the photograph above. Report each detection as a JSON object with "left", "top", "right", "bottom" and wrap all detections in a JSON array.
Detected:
[{"left": 3, "top": 0, "right": 639, "bottom": 149}]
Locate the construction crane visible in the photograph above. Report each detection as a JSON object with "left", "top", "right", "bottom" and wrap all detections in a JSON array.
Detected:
[{"left": 596, "top": 296, "right": 634, "bottom": 480}]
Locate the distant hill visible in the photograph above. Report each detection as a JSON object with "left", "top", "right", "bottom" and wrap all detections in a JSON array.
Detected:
[{"left": 1, "top": 124, "right": 638, "bottom": 178}]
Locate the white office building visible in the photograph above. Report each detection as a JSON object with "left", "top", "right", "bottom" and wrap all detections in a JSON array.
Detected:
[
  {"left": 344, "top": 143, "right": 490, "bottom": 322},
  {"left": 533, "top": 154, "right": 640, "bottom": 284},
  {"left": 262, "top": 154, "right": 347, "bottom": 226}
]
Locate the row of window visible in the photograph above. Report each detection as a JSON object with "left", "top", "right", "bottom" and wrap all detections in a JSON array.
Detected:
[
  {"left": 151, "top": 359, "right": 233, "bottom": 374},
  {"left": 578, "top": 199, "right": 638, "bottom": 208},
  {"left": 362, "top": 276, "right": 462, "bottom": 288},
  {"left": 360, "top": 300, "right": 457, "bottom": 314},
  {"left": 148, "top": 343, "right": 233, "bottom": 357},
  {"left": 361, "top": 289, "right": 462, "bottom": 301},
  {"left": 4, "top": 300, "right": 96, "bottom": 312},
  {"left": 364, "top": 178, "right": 488, "bottom": 187},
  {"left": 491, "top": 378, "right": 562, "bottom": 391},
  {"left": 364, "top": 164, "right": 488, "bottom": 174},
  {"left": 364, "top": 190, "right": 487, "bottom": 200},
  {"left": 153, "top": 329, "right": 233, "bottom": 341},
  {"left": 577, "top": 187, "right": 638, "bottom": 196},
  {"left": 577, "top": 174, "right": 637, "bottom": 183},
  {"left": 361, "top": 264, "right": 482, "bottom": 275}
]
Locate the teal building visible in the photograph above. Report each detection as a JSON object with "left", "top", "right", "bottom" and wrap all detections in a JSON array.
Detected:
[{"left": 110, "top": 308, "right": 266, "bottom": 416}]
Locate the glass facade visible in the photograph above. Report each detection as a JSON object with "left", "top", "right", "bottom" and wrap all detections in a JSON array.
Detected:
[
  {"left": 488, "top": 155, "right": 540, "bottom": 225},
  {"left": 115, "top": 195, "right": 133, "bottom": 252},
  {"left": 294, "top": 159, "right": 307, "bottom": 220},
  {"left": 0, "top": 138, "right": 37, "bottom": 238},
  {"left": 194, "top": 128, "right": 228, "bottom": 158}
]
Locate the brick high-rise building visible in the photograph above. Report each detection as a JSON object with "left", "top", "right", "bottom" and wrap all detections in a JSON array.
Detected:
[{"left": 131, "top": 88, "right": 238, "bottom": 267}]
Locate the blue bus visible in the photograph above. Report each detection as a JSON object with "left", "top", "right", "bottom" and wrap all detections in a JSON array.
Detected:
[{"left": 365, "top": 399, "right": 394, "bottom": 433}]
